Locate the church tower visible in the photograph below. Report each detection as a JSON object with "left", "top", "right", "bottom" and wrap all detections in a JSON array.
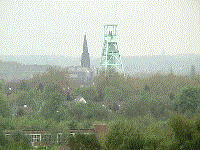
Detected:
[{"left": 81, "top": 35, "right": 90, "bottom": 68}]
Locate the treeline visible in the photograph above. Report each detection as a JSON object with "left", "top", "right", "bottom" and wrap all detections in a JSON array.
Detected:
[
  {"left": 0, "top": 114, "right": 199, "bottom": 149},
  {"left": 0, "top": 69, "right": 200, "bottom": 149}
]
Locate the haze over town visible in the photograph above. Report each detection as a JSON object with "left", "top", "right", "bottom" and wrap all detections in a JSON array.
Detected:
[
  {"left": 1, "top": 1, "right": 200, "bottom": 150},
  {"left": 1, "top": 0, "right": 199, "bottom": 58}
]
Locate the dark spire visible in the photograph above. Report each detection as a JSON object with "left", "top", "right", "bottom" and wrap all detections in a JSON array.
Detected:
[
  {"left": 81, "top": 34, "right": 90, "bottom": 68},
  {"left": 83, "top": 35, "right": 88, "bottom": 53}
]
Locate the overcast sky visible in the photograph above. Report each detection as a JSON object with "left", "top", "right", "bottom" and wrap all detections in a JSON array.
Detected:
[{"left": 0, "top": 0, "right": 199, "bottom": 58}]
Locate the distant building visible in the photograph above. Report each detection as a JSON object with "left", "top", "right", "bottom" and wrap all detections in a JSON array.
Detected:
[
  {"left": 3, "top": 124, "right": 108, "bottom": 148},
  {"left": 66, "top": 66, "right": 97, "bottom": 83},
  {"left": 81, "top": 35, "right": 90, "bottom": 68}
]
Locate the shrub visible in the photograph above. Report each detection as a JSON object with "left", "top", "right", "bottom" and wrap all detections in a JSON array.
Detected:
[
  {"left": 0, "top": 95, "right": 10, "bottom": 118},
  {"left": 68, "top": 135, "right": 77, "bottom": 149},
  {"left": 66, "top": 101, "right": 109, "bottom": 121},
  {"left": 68, "top": 133, "right": 101, "bottom": 150},
  {"left": 105, "top": 121, "right": 146, "bottom": 150},
  {"left": 170, "top": 114, "right": 196, "bottom": 146},
  {"left": 175, "top": 86, "right": 200, "bottom": 114},
  {"left": 76, "top": 133, "right": 101, "bottom": 149},
  {"left": 109, "top": 102, "right": 119, "bottom": 112},
  {"left": 7, "top": 131, "right": 32, "bottom": 150},
  {"left": 17, "top": 108, "right": 24, "bottom": 117},
  {"left": 196, "top": 117, "right": 200, "bottom": 132},
  {"left": 68, "top": 120, "right": 77, "bottom": 129},
  {"left": 169, "top": 92, "right": 175, "bottom": 100},
  {"left": 73, "top": 85, "right": 98, "bottom": 101},
  {"left": 168, "top": 142, "right": 181, "bottom": 150},
  {"left": 0, "top": 130, "right": 9, "bottom": 147},
  {"left": 146, "top": 135, "right": 163, "bottom": 150},
  {"left": 105, "top": 122, "right": 124, "bottom": 149},
  {"left": 181, "top": 139, "right": 200, "bottom": 150}
]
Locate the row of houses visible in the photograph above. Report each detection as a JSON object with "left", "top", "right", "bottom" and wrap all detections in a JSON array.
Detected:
[{"left": 3, "top": 124, "right": 108, "bottom": 149}]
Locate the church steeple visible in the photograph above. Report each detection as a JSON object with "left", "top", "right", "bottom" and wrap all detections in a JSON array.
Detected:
[
  {"left": 81, "top": 34, "right": 90, "bottom": 68},
  {"left": 83, "top": 35, "right": 88, "bottom": 53}
]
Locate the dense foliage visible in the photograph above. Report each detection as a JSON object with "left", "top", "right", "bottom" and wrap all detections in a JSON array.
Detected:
[
  {"left": 68, "top": 133, "right": 101, "bottom": 150},
  {"left": 1, "top": 69, "right": 200, "bottom": 149},
  {"left": 105, "top": 121, "right": 146, "bottom": 149}
]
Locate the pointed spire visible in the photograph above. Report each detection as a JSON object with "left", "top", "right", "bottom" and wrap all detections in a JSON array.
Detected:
[
  {"left": 83, "top": 34, "right": 88, "bottom": 53},
  {"left": 81, "top": 34, "right": 90, "bottom": 68}
]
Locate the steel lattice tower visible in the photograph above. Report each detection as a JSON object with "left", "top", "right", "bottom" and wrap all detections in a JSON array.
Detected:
[{"left": 100, "top": 25, "right": 124, "bottom": 74}]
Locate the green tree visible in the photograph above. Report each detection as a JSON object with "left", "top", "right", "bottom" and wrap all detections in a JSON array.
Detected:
[
  {"left": 103, "top": 85, "right": 123, "bottom": 102},
  {"left": 68, "top": 135, "right": 78, "bottom": 149},
  {"left": 68, "top": 120, "right": 77, "bottom": 129},
  {"left": 66, "top": 101, "right": 108, "bottom": 121},
  {"left": 73, "top": 85, "right": 98, "bottom": 101},
  {"left": 16, "top": 108, "right": 24, "bottom": 117},
  {"left": 42, "top": 83, "right": 66, "bottom": 120},
  {"left": 169, "top": 92, "right": 175, "bottom": 101},
  {"left": 75, "top": 133, "right": 101, "bottom": 149},
  {"left": 68, "top": 133, "right": 101, "bottom": 150},
  {"left": 6, "top": 131, "right": 32, "bottom": 150},
  {"left": 16, "top": 90, "right": 36, "bottom": 108},
  {"left": 0, "top": 79, "right": 5, "bottom": 90},
  {"left": 144, "top": 84, "right": 150, "bottom": 91},
  {"left": 175, "top": 86, "right": 200, "bottom": 114},
  {"left": 105, "top": 121, "right": 146, "bottom": 150},
  {"left": 0, "top": 130, "right": 9, "bottom": 147},
  {"left": 170, "top": 114, "right": 195, "bottom": 147},
  {"left": 37, "top": 83, "right": 44, "bottom": 92},
  {"left": 19, "top": 80, "right": 30, "bottom": 91},
  {"left": 109, "top": 102, "right": 119, "bottom": 112},
  {"left": 146, "top": 135, "right": 163, "bottom": 150},
  {"left": 0, "top": 94, "right": 10, "bottom": 117}
]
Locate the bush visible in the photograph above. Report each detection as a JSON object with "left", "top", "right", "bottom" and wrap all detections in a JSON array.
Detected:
[
  {"left": 105, "top": 121, "right": 146, "bottom": 150},
  {"left": 175, "top": 86, "right": 200, "bottom": 114},
  {"left": 170, "top": 114, "right": 196, "bottom": 146},
  {"left": 169, "top": 92, "right": 175, "bottom": 100},
  {"left": 123, "top": 100, "right": 148, "bottom": 118},
  {"left": 66, "top": 101, "right": 109, "bottom": 121},
  {"left": 75, "top": 133, "right": 101, "bottom": 149},
  {"left": 0, "top": 95, "right": 10, "bottom": 118},
  {"left": 68, "top": 135, "right": 78, "bottom": 149},
  {"left": 103, "top": 85, "right": 123, "bottom": 102},
  {"left": 109, "top": 102, "right": 119, "bottom": 112},
  {"left": 17, "top": 108, "right": 24, "bottom": 117},
  {"left": 73, "top": 85, "right": 98, "bottom": 101},
  {"left": 68, "top": 133, "right": 101, "bottom": 149},
  {"left": 146, "top": 135, "right": 163, "bottom": 150},
  {"left": 168, "top": 142, "right": 181, "bottom": 150},
  {"left": 181, "top": 139, "right": 200, "bottom": 150},
  {"left": 0, "top": 130, "right": 9, "bottom": 147},
  {"left": 68, "top": 120, "right": 77, "bottom": 129},
  {"left": 5, "top": 131, "right": 32, "bottom": 150},
  {"left": 195, "top": 116, "right": 200, "bottom": 132}
]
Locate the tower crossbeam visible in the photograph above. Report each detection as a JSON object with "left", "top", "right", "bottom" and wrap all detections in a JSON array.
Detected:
[{"left": 100, "top": 25, "right": 124, "bottom": 74}]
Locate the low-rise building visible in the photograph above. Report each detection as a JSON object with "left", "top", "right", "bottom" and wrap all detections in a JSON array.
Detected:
[{"left": 3, "top": 124, "right": 108, "bottom": 148}]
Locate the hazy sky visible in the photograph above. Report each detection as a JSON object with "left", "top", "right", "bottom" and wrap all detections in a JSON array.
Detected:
[{"left": 1, "top": 0, "right": 199, "bottom": 58}]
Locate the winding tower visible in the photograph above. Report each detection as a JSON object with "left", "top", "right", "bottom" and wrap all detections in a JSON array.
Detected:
[{"left": 100, "top": 25, "right": 124, "bottom": 74}]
